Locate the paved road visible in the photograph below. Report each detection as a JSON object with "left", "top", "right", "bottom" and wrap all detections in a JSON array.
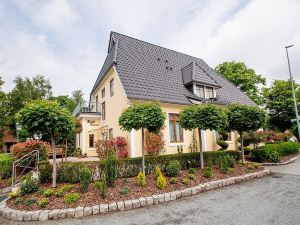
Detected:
[{"left": 1, "top": 160, "right": 300, "bottom": 225}]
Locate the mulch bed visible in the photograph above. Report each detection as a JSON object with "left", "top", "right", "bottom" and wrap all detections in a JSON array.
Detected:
[
  {"left": 0, "top": 178, "right": 11, "bottom": 190},
  {"left": 279, "top": 153, "right": 300, "bottom": 163},
  {"left": 7, "top": 164, "right": 263, "bottom": 211}
]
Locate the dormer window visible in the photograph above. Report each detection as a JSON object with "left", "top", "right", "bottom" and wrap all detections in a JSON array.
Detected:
[
  {"left": 195, "top": 85, "right": 205, "bottom": 98},
  {"left": 206, "top": 87, "right": 214, "bottom": 98},
  {"left": 194, "top": 84, "right": 215, "bottom": 99}
]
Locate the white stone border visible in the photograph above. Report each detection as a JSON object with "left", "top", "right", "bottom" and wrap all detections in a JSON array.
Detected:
[
  {"left": 261, "top": 154, "right": 300, "bottom": 166},
  {"left": 0, "top": 187, "right": 11, "bottom": 195},
  {"left": 0, "top": 169, "right": 271, "bottom": 222}
]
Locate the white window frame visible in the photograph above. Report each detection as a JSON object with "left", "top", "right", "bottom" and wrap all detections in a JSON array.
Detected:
[{"left": 193, "top": 83, "right": 216, "bottom": 99}]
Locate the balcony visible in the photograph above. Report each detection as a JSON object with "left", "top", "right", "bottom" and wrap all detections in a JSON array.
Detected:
[{"left": 72, "top": 101, "right": 101, "bottom": 117}]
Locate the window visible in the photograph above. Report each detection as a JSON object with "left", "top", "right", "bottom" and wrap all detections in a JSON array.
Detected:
[
  {"left": 110, "top": 79, "right": 114, "bottom": 97},
  {"left": 109, "top": 129, "right": 113, "bottom": 140},
  {"left": 195, "top": 85, "right": 204, "bottom": 98},
  {"left": 89, "top": 134, "right": 94, "bottom": 148},
  {"left": 206, "top": 87, "right": 214, "bottom": 98},
  {"left": 102, "top": 88, "right": 105, "bottom": 98},
  {"left": 102, "top": 102, "right": 106, "bottom": 120},
  {"left": 169, "top": 113, "right": 183, "bottom": 142},
  {"left": 95, "top": 95, "right": 99, "bottom": 112}
]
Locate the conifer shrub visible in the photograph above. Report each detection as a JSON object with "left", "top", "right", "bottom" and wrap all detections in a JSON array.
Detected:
[{"left": 157, "top": 174, "right": 167, "bottom": 189}]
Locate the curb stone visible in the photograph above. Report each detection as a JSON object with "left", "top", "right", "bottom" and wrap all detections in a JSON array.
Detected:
[
  {"left": 261, "top": 154, "right": 300, "bottom": 166},
  {"left": 0, "top": 169, "right": 271, "bottom": 222}
]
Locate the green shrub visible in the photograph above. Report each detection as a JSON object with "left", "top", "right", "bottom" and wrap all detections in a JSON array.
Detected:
[
  {"left": 43, "top": 189, "right": 54, "bottom": 197},
  {"left": 182, "top": 178, "right": 190, "bottom": 185},
  {"left": 0, "top": 153, "right": 12, "bottom": 180},
  {"left": 57, "top": 163, "right": 80, "bottom": 183},
  {"left": 93, "top": 181, "right": 102, "bottom": 190},
  {"left": 203, "top": 166, "right": 212, "bottom": 178},
  {"left": 55, "top": 184, "right": 74, "bottom": 197},
  {"left": 38, "top": 162, "right": 52, "bottom": 183},
  {"left": 25, "top": 198, "right": 36, "bottom": 206},
  {"left": 65, "top": 193, "right": 80, "bottom": 205},
  {"left": 136, "top": 171, "right": 146, "bottom": 186},
  {"left": 20, "top": 174, "right": 40, "bottom": 195},
  {"left": 154, "top": 165, "right": 162, "bottom": 178},
  {"left": 225, "top": 155, "right": 236, "bottom": 168},
  {"left": 218, "top": 157, "right": 229, "bottom": 173},
  {"left": 243, "top": 147, "right": 252, "bottom": 155},
  {"left": 252, "top": 145, "right": 280, "bottom": 162},
  {"left": 217, "top": 140, "right": 229, "bottom": 150},
  {"left": 187, "top": 173, "right": 196, "bottom": 180},
  {"left": 38, "top": 198, "right": 49, "bottom": 208},
  {"left": 106, "top": 152, "right": 116, "bottom": 187},
  {"left": 278, "top": 142, "right": 300, "bottom": 156},
  {"left": 100, "top": 173, "right": 107, "bottom": 199},
  {"left": 157, "top": 175, "right": 167, "bottom": 189},
  {"left": 188, "top": 168, "right": 196, "bottom": 175},
  {"left": 170, "top": 177, "right": 177, "bottom": 184},
  {"left": 15, "top": 197, "right": 23, "bottom": 205},
  {"left": 245, "top": 162, "right": 261, "bottom": 170},
  {"left": 119, "top": 186, "right": 129, "bottom": 195},
  {"left": 79, "top": 167, "right": 92, "bottom": 193},
  {"left": 166, "top": 160, "right": 181, "bottom": 177}
]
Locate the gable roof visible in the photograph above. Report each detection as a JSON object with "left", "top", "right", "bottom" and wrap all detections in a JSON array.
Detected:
[{"left": 91, "top": 31, "right": 256, "bottom": 106}]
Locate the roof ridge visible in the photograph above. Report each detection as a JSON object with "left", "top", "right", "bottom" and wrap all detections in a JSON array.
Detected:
[{"left": 111, "top": 31, "right": 204, "bottom": 62}]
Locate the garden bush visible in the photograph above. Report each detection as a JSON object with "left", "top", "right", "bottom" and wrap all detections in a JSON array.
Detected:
[
  {"left": 55, "top": 184, "right": 74, "bottom": 197},
  {"left": 12, "top": 140, "right": 50, "bottom": 161},
  {"left": 43, "top": 189, "right": 54, "bottom": 197},
  {"left": 119, "top": 186, "right": 129, "bottom": 195},
  {"left": 93, "top": 181, "right": 102, "bottom": 190},
  {"left": 182, "top": 178, "right": 190, "bottom": 185},
  {"left": 217, "top": 140, "right": 229, "bottom": 150},
  {"left": 154, "top": 165, "right": 162, "bottom": 178},
  {"left": 188, "top": 168, "right": 196, "bottom": 175},
  {"left": 0, "top": 153, "right": 13, "bottom": 180},
  {"left": 38, "top": 162, "right": 52, "bottom": 183},
  {"left": 145, "top": 130, "right": 165, "bottom": 155},
  {"left": 100, "top": 173, "right": 107, "bottom": 198},
  {"left": 57, "top": 163, "right": 80, "bottom": 183},
  {"left": 156, "top": 175, "right": 167, "bottom": 189},
  {"left": 136, "top": 171, "right": 146, "bottom": 186},
  {"left": 38, "top": 198, "right": 49, "bottom": 208},
  {"left": 25, "top": 198, "right": 36, "bottom": 206},
  {"left": 203, "top": 166, "right": 212, "bottom": 178},
  {"left": 65, "top": 193, "right": 80, "bottom": 205},
  {"left": 15, "top": 197, "right": 23, "bottom": 205},
  {"left": 106, "top": 152, "right": 116, "bottom": 187},
  {"left": 20, "top": 174, "right": 40, "bottom": 195},
  {"left": 79, "top": 166, "right": 92, "bottom": 193},
  {"left": 187, "top": 173, "right": 195, "bottom": 180},
  {"left": 170, "top": 177, "right": 177, "bottom": 184},
  {"left": 278, "top": 142, "right": 300, "bottom": 156},
  {"left": 166, "top": 160, "right": 181, "bottom": 177}
]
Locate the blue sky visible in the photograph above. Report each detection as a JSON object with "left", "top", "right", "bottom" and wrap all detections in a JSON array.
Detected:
[{"left": 1, "top": 0, "right": 299, "bottom": 99}]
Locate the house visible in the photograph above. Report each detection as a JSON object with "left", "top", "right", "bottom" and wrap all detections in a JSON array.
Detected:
[
  {"left": 1, "top": 127, "right": 18, "bottom": 153},
  {"left": 73, "top": 32, "right": 255, "bottom": 157}
]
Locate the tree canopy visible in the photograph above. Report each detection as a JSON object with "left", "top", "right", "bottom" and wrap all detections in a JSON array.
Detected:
[
  {"left": 262, "top": 80, "right": 300, "bottom": 132},
  {"left": 215, "top": 61, "right": 266, "bottom": 105},
  {"left": 72, "top": 90, "right": 84, "bottom": 106},
  {"left": 49, "top": 95, "right": 77, "bottom": 113},
  {"left": 0, "top": 77, "right": 7, "bottom": 147}
]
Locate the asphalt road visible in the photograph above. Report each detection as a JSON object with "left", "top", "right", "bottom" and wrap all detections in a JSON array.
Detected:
[{"left": 1, "top": 159, "right": 300, "bottom": 225}]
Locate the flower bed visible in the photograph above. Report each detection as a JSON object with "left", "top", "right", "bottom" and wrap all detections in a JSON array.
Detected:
[{"left": 6, "top": 162, "right": 263, "bottom": 211}]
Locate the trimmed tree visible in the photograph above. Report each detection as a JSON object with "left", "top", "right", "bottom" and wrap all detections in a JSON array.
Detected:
[
  {"left": 17, "top": 100, "right": 75, "bottom": 187},
  {"left": 227, "top": 104, "right": 266, "bottom": 163},
  {"left": 119, "top": 102, "right": 166, "bottom": 175},
  {"left": 180, "top": 104, "right": 227, "bottom": 169}
]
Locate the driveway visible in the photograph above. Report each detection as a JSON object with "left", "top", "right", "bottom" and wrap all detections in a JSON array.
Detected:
[{"left": 1, "top": 159, "right": 300, "bottom": 225}]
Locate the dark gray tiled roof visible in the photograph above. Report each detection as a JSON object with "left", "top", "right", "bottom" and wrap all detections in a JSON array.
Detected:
[{"left": 91, "top": 32, "right": 256, "bottom": 106}]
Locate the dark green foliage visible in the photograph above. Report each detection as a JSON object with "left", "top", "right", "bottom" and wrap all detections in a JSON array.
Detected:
[
  {"left": 225, "top": 155, "right": 236, "bottom": 168},
  {"left": 217, "top": 140, "right": 229, "bottom": 150},
  {"left": 55, "top": 184, "right": 74, "bottom": 197},
  {"left": 38, "top": 162, "right": 52, "bottom": 183},
  {"left": 0, "top": 153, "right": 13, "bottom": 179},
  {"left": 278, "top": 142, "right": 300, "bottom": 156},
  {"left": 65, "top": 193, "right": 80, "bottom": 205},
  {"left": 187, "top": 173, "right": 195, "bottom": 180},
  {"left": 25, "top": 198, "right": 36, "bottom": 206},
  {"left": 100, "top": 173, "right": 107, "bottom": 199},
  {"left": 79, "top": 167, "right": 92, "bottom": 193},
  {"left": 106, "top": 152, "right": 116, "bottom": 187},
  {"left": 188, "top": 168, "right": 196, "bottom": 175},
  {"left": 15, "top": 197, "right": 23, "bottom": 205},
  {"left": 166, "top": 160, "right": 181, "bottom": 177},
  {"left": 119, "top": 186, "right": 129, "bottom": 195},
  {"left": 57, "top": 163, "right": 80, "bottom": 183},
  {"left": 203, "top": 166, "right": 212, "bottom": 178},
  {"left": 20, "top": 174, "right": 40, "bottom": 195},
  {"left": 218, "top": 157, "right": 229, "bottom": 173}
]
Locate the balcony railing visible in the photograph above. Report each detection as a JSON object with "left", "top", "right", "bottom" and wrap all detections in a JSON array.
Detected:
[{"left": 72, "top": 101, "right": 101, "bottom": 117}]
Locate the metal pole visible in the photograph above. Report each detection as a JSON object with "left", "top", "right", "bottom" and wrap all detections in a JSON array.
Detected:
[{"left": 285, "top": 45, "right": 300, "bottom": 141}]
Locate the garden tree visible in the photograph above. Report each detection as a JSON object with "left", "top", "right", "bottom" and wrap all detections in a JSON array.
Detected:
[
  {"left": 227, "top": 104, "right": 266, "bottom": 163},
  {"left": 0, "top": 77, "right": 7, "bottom": 148},
  {"left": 262, "top": 80, "right": 300, "bottom": 132},
  {"left": 119, "top": 102, "right": 166, "bottom": 175},
  {"left": 72, "top": 89, "right": 84, "bottom": 106},
  {"left": 7, "top": 75, "right": 52, "bottom": 130},
  {"left": 49, "top": 95, "right": 77, "bottom": 113},
  {"left": 17, "top": 100, "right": 75, "bottom": 187},
  {"left": 215, "top": 61, "right": 266, "bottom": 105},
  {"left": 180, "top": 104, "right": 228, "bottom": 169}
]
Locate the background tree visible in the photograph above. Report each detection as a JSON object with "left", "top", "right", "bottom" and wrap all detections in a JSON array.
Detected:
[
  {"left": 215, "top": 61, "right": 266, "bottom": 105},
  {"left": 72, "top": 90, "right": 84, "bottom": 106},
  {"left": 227, "top": 104, "right": 266, "bottom": 163},
  {"left": 119, "top": 102, "right": 166, "bottom": 175},
  {"left": 49, "top": 95, "right": 77, "bottom": 113},
  {"left": 262, "top": 80, "right": 300, "bottom": 132},
  {"left": 180, "top": 104, "right": 227, "bottom": 169},
  {"left": 17, "top": 100, "right": 74, "bottom": 187},
  {"left": 0, "top": 77, "right": 7, "bottom": 148}
]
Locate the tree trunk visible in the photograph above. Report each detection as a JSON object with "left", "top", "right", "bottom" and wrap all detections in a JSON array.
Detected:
[
  {"left": 65, "top": 139, "right": 68, "bottom": 162},
  {"left": 198, "top": 128, "right": 204, "bottom": 169},
  {"left": 240, "top": 131, "right": 245, "bottom": 163},
  {"left": 142, "top": 128, "right": 145, "bottom": 175},
  {"left": 51, "top": 135, "right": 57, "bottom": 187}
]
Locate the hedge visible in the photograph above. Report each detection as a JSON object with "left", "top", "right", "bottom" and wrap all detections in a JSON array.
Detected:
[
  {"left": 0, "top": 153, "right": 13, "bottom": 180},
  {"left": 55, "top": 150, "right": 240, "bottom": 182},
  {"left": 252, "top": 142, "right": 300, "bottom": 163}
]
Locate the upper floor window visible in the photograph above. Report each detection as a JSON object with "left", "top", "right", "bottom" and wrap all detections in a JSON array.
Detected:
[
  {"left": 169, "top": 113, "right": 183, "bottom": 143},
  {"left": 206, "top": 87, "right": 214, "bottom": 98},
  {"left": 102, "top": 101, "right": 106, "bottom": 120},
  {"left": 89, "top": 134, "right": 94, "bottom": 148},
  {"left": 110, "top": 79, "right": 114, "bottom": 97},
  {"left": 102, "top": 88, "right": 105, "bottom": 98},
  {"left": 109, "top": 128, "right": 113, "bottom": 140},
  {"left": 195, "top": 85, "right": 204, "bottom": 98}
]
